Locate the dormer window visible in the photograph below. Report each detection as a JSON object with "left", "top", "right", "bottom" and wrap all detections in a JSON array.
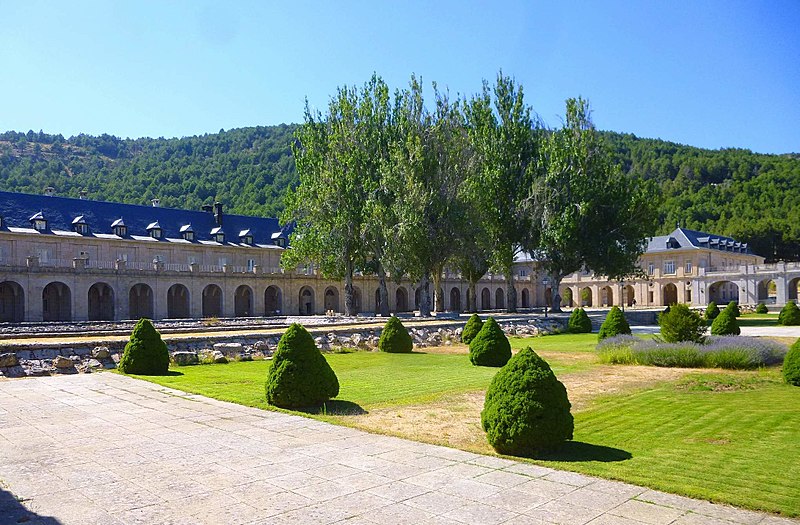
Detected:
[
  {"left": 180, "top": 224, "right": 195, "bottom": 242},
  {"left": 111, "top": 218, "right": 127, "bottom": 237},
  {"left": 211, "top": 226, "right": 225, "bottom": 243},
  {"left": 30, "top": 212, "right": 47, "bottom": 232},
  {"left": 146, "top": 221, "right": 163, "bottom": 239},
  {"left": 72, "top": 215, "right": 89, "bottom": 235},
  {"left": 275, "top": 237, "right": 286, "bottom": 248},
  {"left": 239, "top": 229, "right": 253, "bottom": 245}
]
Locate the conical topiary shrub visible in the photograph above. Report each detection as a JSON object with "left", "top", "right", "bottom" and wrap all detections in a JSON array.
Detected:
[
  {"left": 568, "top": 307, "right": 592, "bottom": 333},
  {"left": 378, "top": 316, "right": 413, "bottom": 353},
  {"left": 726, "top": 301, "right": 741, "bottom": 318},
  {"left": 482, "top": 347, "right": 573, "bottom": 456},
  {"left": 469, "top": 317, "right": 511, "bottom": 367},
  {"left": 778, "top": 302, "right": 800, "bottom": 326},
  {"left": 461, "top": 313, "right": 484, "bottom": 344},
  {"left": 659, "top": 303, "right": 706, "bottom": 343},
  {"left": 783, "top": 338, "right": 800, "bottom": 386},
  {"left": 598, "top": 306, "right": 631, "bottom": 341},
  {"left": 118, "top": 318, "right": 170, "bottom": 375},
  {"left": 710, "top": 307, "right": 741, "bottom": 336},
  {"left": 755, "top": 302, "right": 769, "bottom": 314},
  {"left": 705, "top": 302, "right": 720, "bottom": 321},
  {"left": 265, "top": 323, "right": 339, "bottom": 408}
]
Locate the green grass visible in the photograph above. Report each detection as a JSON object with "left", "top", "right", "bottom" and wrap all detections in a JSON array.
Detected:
[
  {"left": 509, "top": 332, "right": 600, "bottom": 353},
  {"left": 544, "top": 370, "right": 800, "bottom": 516},
  {"left": 737, "top": 313, "right": 780, "bottom": 327}
]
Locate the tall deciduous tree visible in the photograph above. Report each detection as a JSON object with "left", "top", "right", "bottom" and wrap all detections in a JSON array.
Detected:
[
  {"left": 466, "top": 73, "right": 539, "bottom": 312},
  {"left": 530, "top": 98, "right": 659, "bottom": 312}
]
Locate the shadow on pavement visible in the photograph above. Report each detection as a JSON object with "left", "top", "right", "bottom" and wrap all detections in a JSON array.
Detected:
[
  {"left": 299, "top": 399, "right": 368, "bottom": 416},
  {"left": 538, "top": 441, "right": 633, "bottom": 462},
  {"left": 0, "top": 487, "right": 62, "bottom": 524}
]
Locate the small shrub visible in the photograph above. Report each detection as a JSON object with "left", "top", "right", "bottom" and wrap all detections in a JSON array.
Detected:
[
  {"left": 705, "top": 302, "right": 720, "bottom": 321},
  {"left": 567, "top": 307, "right": 592, "bottom": 333},
  {"left": 726, "top": 301, "right": 741, "bottom": 317},
  {"left": 778, "top": 301, "right": 800, "bottom": 326},
  {"left": 711, "top": 308, "right": 741, "bottom": 336},
  {"left": 783, "top": 338, "right": 800, "bottom": 386},
  {"left": 598, "top": 306, "right": 631, "bottom": 341},
  {"left": 378, "top": 316, "right": 413, "bottom": 353},
  {"left": 596, "top": 334, "right": 639, "bottom": 364},
  {"left": 461, "top": 314, "right": 484, "bottom": 344},
  {"left": 118, "top": 318, "right": 170, "bottom": 375},
  {"left": 469, "top": 317, "right": 511, "bottom": 367},
  {"left": 482, "top": 347, "right": 573, "bottom": 456},
  {"left": 755, "top": 302, "right": 769, "bottom": 314},
  {"left": 265, "top": 323, "right": 339, "bottom": 408},
  {"left": 660, "top": 303, "right": 706, "bottom": 343}
]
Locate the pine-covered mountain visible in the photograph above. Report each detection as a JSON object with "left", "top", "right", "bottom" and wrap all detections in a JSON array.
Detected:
[{"left": 1, "top": 126, "right": 798, "bottom": 261}]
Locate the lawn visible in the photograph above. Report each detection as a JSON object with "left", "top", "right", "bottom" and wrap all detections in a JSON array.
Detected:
[
  {"left": 132, "top": 333, "right": 800, "bottom": 517},
  {"left": 737, "top": 313, "right": 781, "bottom": 327}
]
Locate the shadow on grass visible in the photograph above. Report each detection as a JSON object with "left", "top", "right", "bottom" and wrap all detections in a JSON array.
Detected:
[
  {"left": 0, "top": 487, "right": 62, "bottom": 524},
  {"left": 537, "top": 441, "right": 632, "bottom": 462},
  {"left": 298, "top": 400, "right": 368, "bottom": 416}
]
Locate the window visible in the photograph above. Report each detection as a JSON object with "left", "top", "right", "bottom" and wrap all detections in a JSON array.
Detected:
[
  {"left": 247, "top": 259, "right": 256, "bottom": 271},
  {"left": 686, "top": 289, "right": 692, "bottom": 302},
  {"left": 685, "top": 261, "right": 693, "bottom": 274},
  {"left": 647, "top": 262, "right": 655, "bottom": 275},
  {"left": 117, "top": 253, "right": 128, "bottom": 262},
  {"left": 78, "top": 251, "right": 89, "bottom": 259},
  {"left": 518, "top": 268, "right": 528, "bottom": 277},
  {"left": 664, "top": 260, "right": 675, "bottom": 274},
  {"left": 648, "top": 291, "right": 654, "bottom": 303},
  {"left": 218, "top": 257, "right": 227, "bottom": 267},
  {"left": 187, "top": 255, "right": 197, "bottom": 265},
  {"left": 36, "top": 249, "right": 50, "bottom": 263}
]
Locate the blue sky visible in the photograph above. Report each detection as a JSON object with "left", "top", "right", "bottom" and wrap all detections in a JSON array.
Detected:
[{"left": 1, "top": 0, "right": 798, "bottom": 153}]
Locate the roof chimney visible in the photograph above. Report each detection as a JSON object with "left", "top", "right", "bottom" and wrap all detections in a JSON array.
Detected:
[
  {"left": 213, "top": 202, "right": 223, "bottom": 226},
  {"left": 201, "top": 204, "right": 213, "bottom": 213},
  {"left": 44, "top": 186, "right": 55, "bottom": 197},
  {"left": 151, "top": 198, "right": 160, "bottom": 207}
]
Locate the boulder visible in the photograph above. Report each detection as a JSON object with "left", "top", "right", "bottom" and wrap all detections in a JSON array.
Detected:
[
  {"left": 53, "top": 356, "right": 74, "bottom": 369},
  {"left": 212, "top": 350, "right": 228, "bottom": 364},
  {"left": 252, "top": 340, "right": 270, "bottom": 354},
  {"left": 0, "top": 353, "right": 19, "bottom": 367},
  {"left": 92, "top": 346, "right": 110, "bottom": 359},
  {"left": 213, "top": 343, "right": 243, "bottom": 356},
  {"left": 172, "top": 351, "right": 199, "bottom": 366}
]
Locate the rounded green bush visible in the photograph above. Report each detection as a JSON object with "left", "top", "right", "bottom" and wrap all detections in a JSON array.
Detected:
[
  {"left": 265, "top": 323, "right": 339, "bottom": 408},
  {"left": 726, "top": 301, "right": 741, "bottom": 317},
  {"left": 469, "top": 317, "right": 511, "bottom": 367},
  {"left": 710, "top": 308, "right": 741, "bottom": 336},
  {"left": 568, "top": 308, "right": 592, "bottom": 333},
  {"left": 598, "top": 306, "right": 631, "bottom": 341},
  {"left": 659, "top": 303, "right": 706, "bottom": 343},
  {"left": 481, "top": 347, "right": 573, "bottom": 456},
  {"left": 755, "top": 302, "right": 769, "bottom": 314},
  {"left": 778, "top": 302, "right": 800, "bottom": 326},
  {"left": 705, "top": 302, "right": 720, "bottom": 321},
  {"left": 118, "top": 318, "right": 170, "bottom": 375},
  {"left": 783, "top": 338, "right": 800, "bottom": 386},
  {"left": 378, "top": 316, "right": 413, "bottom": 353},
  {"left": 461, "top": 313, "right": 484, "bottom": 344}
]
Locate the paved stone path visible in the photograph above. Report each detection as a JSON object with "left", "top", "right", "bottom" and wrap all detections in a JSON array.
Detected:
[{"left": 0, "top": 374, "right": 796, "bottom": 525}]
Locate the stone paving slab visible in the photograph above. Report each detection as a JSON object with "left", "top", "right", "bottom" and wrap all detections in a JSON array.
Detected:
[{"left": 0, "top": 374, "right": 797, "bottom": 525}]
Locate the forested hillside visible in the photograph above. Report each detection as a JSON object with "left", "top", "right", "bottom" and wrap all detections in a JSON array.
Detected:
[{"left": 0, "top": 126, "right": 798, "bottom": 261}]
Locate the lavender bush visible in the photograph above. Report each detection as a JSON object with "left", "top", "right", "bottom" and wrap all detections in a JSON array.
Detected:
[{"left": 597, "top": 335, "right": 787, "bottom": 370}]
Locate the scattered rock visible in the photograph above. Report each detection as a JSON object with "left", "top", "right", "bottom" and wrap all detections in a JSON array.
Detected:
[
  {"left": 172, "top": 351, "right": 199, "bottom": 366},
  {"left": 92, "top": 346, "right": 110, "bottom": 359},
  {"left": 87, "top": 359, "right": 103, "bottom": 368},
  {"left": 52, "top": 356, "right": 74, "bottom": 369},
  {"left": 213, "top": 343, "right": 243, "bottom": 356},
  {"left": 0, "top": 353, "right": 19, "bottom": 367},
  {"left": 212, "top": 350, "right": 228, "bottom": 364}
]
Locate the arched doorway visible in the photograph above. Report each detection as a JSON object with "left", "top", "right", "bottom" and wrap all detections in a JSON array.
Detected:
[
  {"left": 234, "top": 285, "right": 253, "bottom": 317},
  {"left": 43, "top": 282, "right": 71, "bottom": 321},
  {"left": 88, "top": 283, "right": 114, "bottom": 321},
  {"left": 709, "top": 281, "right": 739, "bottom": 304},
  {"left": 167, "top": 284, "right": 190, "bottom": 319},
  {"left": 450, "top": 287, "right": 461, "bottom": 312},
  {"left": 623, "top": 285, "right": 635, "bottom": 307},
  {"left": 129, "top": 284, "right": 153, "bottom": 319},
  {"left": 0, "top": 281, "right": 24, "bottom": 322},
  {"left": 581, "top": 287, "right": 593, "bottom": 307},
  {"left": 561, "top": 288, "right": 573, "bottom": 308},
  {"left": 202, "top": 284, "right": 223, "bottom": 318},
  {"left": 481, "top": 287, "right": 491, "bottom": 310},
  {"left": 790, "top": 278, "right": 800, "bottom": 302},
  {"left": 324, "top": 287, "right": 339, "bottom": 313},
  {"left": 352, "top": 287, "right": 362, "bottom": 314},
  {"left": 375, "top": 288, "right": 382, "bottom": 313},
  {"left": 264, "top": 285, "right": 282, "bottom": 315},
  {"left": 395, "top": 287, "right": 408, "bottom": 312},
  {"left": 662, "top": 283, "right": 678, "bottom": 306},
  {"left": 758, "top": 279, "right": 777, "bottom": 304},
  {"left": 495, "top": 288, "right": 505, "bottom": 310},
  {"left": 521, "top": 288, "right": 530, "bottom": 309},
  {"left": 601, "top": 286, "right": 613, "bottom": 307},
  {"left": 544, "top": 288, "right": 552, "bottom": 308},
  {"left": 299, "top": 286, "right": 315, "bottom": 315}
]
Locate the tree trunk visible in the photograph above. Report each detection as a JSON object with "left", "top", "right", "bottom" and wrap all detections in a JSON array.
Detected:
[
  {"left": 418, "top": 272, "right": 432, "bottom": 317},
  {"left": 377, "top": 264, "right": 390, "bottom": 317},
  {"left": 505, "top": 266, "right": 517, "bottom": 313},
  {"left": 344, "top": 263, "right": 355, "bottom": 316},
  {"left": 548, "top": 275, "right": 563, "bottom": 313},
  {"left": 432, "top": 266, "right": 444, "bottom": 313},
  {"left": 468, "top": 279, "right": 478, "bottom": 312}
]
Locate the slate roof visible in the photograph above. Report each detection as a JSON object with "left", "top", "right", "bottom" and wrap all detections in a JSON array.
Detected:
[
  {"left": 646, "top": 227, "right": 757, "bottom": 256},
  {"left": 0, "top": 190, "right": 290, "bottom": 246}
]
